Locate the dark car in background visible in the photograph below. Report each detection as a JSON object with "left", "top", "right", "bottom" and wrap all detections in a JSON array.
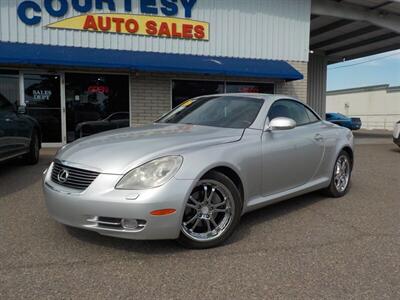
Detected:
[
  {"left": 75, "top": 112, "right": 130, "bottom": 139},
  {"left": 326, "top": 113, "right": 362, "bottom": 131},
  {"left": 0, "top": 93, "right": 41, "bottom": 164}
]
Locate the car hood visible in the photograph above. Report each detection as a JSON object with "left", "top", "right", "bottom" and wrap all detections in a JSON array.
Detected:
[{"left": 56, "top": 123, "right": 244, "bottom": 174}]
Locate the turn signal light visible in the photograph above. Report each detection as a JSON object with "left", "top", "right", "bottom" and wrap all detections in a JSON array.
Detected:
[{"left": 150, "top": 209, "right": 176, "bottom": 216}]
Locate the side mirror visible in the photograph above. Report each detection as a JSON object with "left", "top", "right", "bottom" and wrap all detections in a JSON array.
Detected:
[
  {"left": 265, "top": 117, "right": 296, "bottom": 131},
  {"left": 17, "top": 106, "right": 27, "bottom": 114}
]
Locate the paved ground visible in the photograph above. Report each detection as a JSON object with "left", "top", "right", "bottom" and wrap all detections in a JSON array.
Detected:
[
  {"left": 353, "top": 129, "right": 394, "bottom": 145},
  {"left": 0, "top": 142, "right": 399, "bottom": 299}
]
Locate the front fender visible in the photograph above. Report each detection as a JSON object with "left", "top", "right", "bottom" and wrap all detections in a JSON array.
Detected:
[{"left": 174, "top": 129, "right": 263, "bottom": 204}]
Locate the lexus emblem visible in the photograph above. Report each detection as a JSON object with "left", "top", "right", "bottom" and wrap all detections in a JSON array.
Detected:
[{"left": 57, "top": 169, "right": 69, "bottom": 183}]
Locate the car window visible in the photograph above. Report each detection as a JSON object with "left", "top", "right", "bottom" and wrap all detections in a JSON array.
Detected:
[
  {"left": 157, "top": 96, "right": 264, "bottom": 129},
  {"left": 268, "top": 100, "right": 311, "bottom": 126},
  {"left": 0, "top": 93, "right": 15, "bottom": 112},
  {"left": 330, "top": 113, "right": 338, "bottom": 119},
  {"left": 305, "top": 107, "right": 320, "bottom": 123}
]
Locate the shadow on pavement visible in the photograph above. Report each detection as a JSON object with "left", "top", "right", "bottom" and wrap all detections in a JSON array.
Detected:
[{"left": 0, "top": 151, "right": 54, "bottom": 198}]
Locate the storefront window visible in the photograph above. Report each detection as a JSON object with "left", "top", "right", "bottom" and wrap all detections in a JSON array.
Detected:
[
  {"left": 24, "top": 74, "right": 62, "bottom": 143},
  {"left": 172, "top": 80, "right": 274, "bottom": 108},
  {"left": 65, "top": 73, "right": 130, "bottom": 142},
  {"left": 226, "top": 82, "right": 274, "bottom": 94},
  {"left": 172, "top": 80, "right": 224, "bottom": 108},
  {"left": 0, "top": 70, "right": 19, "bottom": 107}
]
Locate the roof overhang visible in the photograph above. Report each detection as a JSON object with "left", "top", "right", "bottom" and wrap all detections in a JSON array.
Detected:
[
  {"left": 311, "top": 0, "right": 400, "bottom": 63},
  {"left": 0, "top": 42, "right": 303, "bottom": 81}
]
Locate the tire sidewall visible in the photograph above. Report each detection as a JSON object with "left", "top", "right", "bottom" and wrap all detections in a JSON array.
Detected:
[{"left": 24, "top": 130, "right": 40, "bottom": 164}]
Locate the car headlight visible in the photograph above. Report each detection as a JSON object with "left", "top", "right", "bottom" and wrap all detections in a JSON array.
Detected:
[{"left": 115, "top": 156, "right": 183, "bottom": 190}]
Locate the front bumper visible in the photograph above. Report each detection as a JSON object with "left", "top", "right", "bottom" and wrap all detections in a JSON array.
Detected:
[{"left": 43, "top": 164, "right": 195, "bottom": 240}]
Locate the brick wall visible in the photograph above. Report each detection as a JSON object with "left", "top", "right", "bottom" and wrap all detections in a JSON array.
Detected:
[
  {"left": 131, "top": 74, "right": 171, "bottom": 126},
  {"left": 275, "top": 61, "right": 308, "bottom": 102},
  {"left": 130, "top": 60, "right": 308, "bottom": 125}
]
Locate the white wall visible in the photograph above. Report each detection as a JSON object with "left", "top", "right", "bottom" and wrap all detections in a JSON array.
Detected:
[
  {"left": 326, "top": 87, "right": 400, "bottom": 130},
  {"left": 0, "top": 0, "right": 311, "bottom": 61}
]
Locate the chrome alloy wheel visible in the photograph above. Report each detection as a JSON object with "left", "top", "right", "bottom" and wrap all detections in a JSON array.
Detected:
[
  {"left": 334, "top": 155, "right": 350, "bottom": 193},
  {"left": 181, "top": 179, "right": 235, "bottom": 242}
]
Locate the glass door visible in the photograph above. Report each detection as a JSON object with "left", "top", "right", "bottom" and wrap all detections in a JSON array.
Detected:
[
  {"left": 65, "top": 73, "right": 129, "bottom": 143},
  {"left": 23, "top": 73, "right": 62, "bottom": 145}
]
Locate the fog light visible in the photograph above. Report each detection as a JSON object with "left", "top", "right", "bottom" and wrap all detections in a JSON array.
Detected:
[{"left": 121, "top": 218, "right": 138, "bottom": 230}]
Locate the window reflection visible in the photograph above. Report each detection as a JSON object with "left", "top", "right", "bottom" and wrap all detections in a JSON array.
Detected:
[
  {"left": 24, "top": 74, "right": 62, "bottom": 143},
  {"left": 0, "top": 70, "right": 19, "bottom": 107},
  {"left": 65, "top": 73, "right": 130, "bottom": 142},
  {"left": 172, "top": 80, "right": 224, "bottom": 108}
]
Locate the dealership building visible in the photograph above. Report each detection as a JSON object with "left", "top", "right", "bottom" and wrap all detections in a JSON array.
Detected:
[{"left": 1, "top": 0, "right": 400, "bottom": 146}]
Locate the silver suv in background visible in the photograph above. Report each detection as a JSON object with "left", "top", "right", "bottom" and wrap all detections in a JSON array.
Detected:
[{"left": 393, "top": 121, "right": 400, "bottom": 147}]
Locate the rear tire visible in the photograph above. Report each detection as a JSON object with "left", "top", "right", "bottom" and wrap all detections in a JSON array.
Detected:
[
  {"left": 177, "top": 171, "right": 242, "bottom": 249},
  {"left": 23, "top": 129, "right": 40, "bottom": 165},
  {"left": 322, "top": 150, "right": 352, "bottom": 198}
]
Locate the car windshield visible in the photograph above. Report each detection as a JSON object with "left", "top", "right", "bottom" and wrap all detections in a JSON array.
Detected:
[{"left": 157, "top": 96, "right": 264, "bottom": 129}]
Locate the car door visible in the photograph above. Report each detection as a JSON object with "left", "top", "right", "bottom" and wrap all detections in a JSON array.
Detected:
[
  {"left": 261, "top": 99, "right": 325, "bottom": 196},
  {"left": 0, "top": 93, "right": 19, "bottom": 158}
]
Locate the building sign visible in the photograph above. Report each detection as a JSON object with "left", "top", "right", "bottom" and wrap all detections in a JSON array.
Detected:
[
  {"left": 87, "top": 85, "right": 110, "bottom": 94},
  {"left": 48, "top": 14, "right": 208, "bottom": 40},
  {"left": 17, "top": 0, "right": 208, "bottom": 41},
  {"left": 32, "top": 90, "right": 52, "bottom": 101}
]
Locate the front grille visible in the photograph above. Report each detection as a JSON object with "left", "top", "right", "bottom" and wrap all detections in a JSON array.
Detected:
[{"left": 51, "top": 160, "right": 100, "bottom": 190}]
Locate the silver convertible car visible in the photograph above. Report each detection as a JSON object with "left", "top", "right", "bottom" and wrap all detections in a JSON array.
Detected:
[{"left": 43, "top": 94, "right": 354, "bottom": 248}]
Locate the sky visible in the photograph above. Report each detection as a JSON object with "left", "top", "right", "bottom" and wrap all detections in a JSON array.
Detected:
[{"left": 327, "top": 49, "right": 400, "bottom": 91}]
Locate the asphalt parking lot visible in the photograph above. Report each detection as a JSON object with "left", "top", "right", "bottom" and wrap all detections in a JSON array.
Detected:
[{"left": 1, "top": 140, "right": 399, "bottom": 299}]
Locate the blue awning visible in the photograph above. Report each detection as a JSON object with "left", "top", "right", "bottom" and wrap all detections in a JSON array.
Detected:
[{"left": 0, "top": 42, "right": 303, "bottom": 81}]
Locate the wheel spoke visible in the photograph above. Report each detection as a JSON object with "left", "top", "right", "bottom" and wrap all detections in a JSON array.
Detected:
[
  {"left": 207, "top": 188, "right": 216, "bottom": 203},
  {"left": 210, "top": 218, "right": 218, "bottom": 229},
  {"left": 184, "top": 215, "right": 198, "bottom": 226},
  {"left": 191, "top": 218, "right": 200, "bottom": 230},
  {"left": 202, "top": 185, "right": 208, "bottom": 203},
  {"left": 341, "top": 160, "right": 347, "bottom": 170},
  {"left": 213, "top": 199, "right": 227, "bottom": 208},
  {"left": 186, "top": 203, "right": 197, "bottom": 209},
  {"left": 205, "top": 219, "right": 211, "bottom": 232},
  {"left": 189, "top": 196, "right": 201, "bottom": 206}
]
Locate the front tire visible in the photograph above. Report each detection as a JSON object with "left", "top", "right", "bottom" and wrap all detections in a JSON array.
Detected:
[
  {"left": 178, "top": 171, "right": 242, "bottom": 249},
  {"left": 323, "top": 150, "right": 352, "bottom": 198},
  {"left": 23, "top": 129, "right": 40, "bottom": 165}
]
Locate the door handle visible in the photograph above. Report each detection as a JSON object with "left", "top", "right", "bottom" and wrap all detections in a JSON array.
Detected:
[
  {"left": 314, "top": 134, "right": 324, "bottom": 142},
  {"left": 5, "top": 118, "right": 12, "bottom": 122}
]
